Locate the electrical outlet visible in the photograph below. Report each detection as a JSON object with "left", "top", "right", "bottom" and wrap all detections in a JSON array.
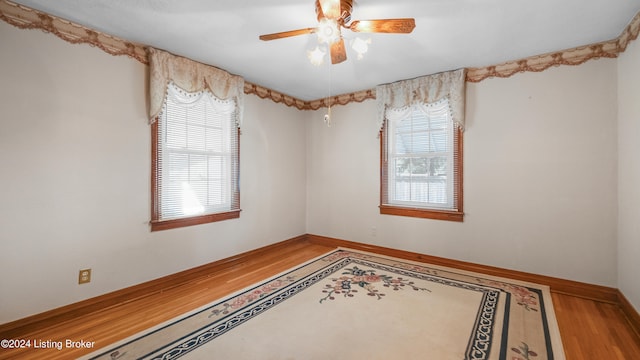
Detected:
[{"left": 78, "top": 269, "right": 91, "bottom": 284}]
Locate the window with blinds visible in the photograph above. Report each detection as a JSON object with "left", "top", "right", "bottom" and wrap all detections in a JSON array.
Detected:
[
  {"left": 151, "top": 82, "right": 240, "bottom": 231},
  {"left": 380, "top": 98, "right": 463, "bottom": 221}
]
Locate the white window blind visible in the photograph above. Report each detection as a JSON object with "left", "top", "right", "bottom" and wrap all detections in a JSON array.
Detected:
[
  {"left": 384, "top": 99, "right": 457, "bottom": 211},
  {"left": 156, "top": 82, "right": 239, "bottom": 221}
]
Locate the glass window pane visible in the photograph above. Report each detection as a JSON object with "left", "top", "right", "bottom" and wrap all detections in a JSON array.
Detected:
[
  {"left": 412, "top": 113, "right": 429, "bottom": 132},
  {"left": 189, "top": 154, "right": 207, "bottom": 181},
  {"left": 429, "top": 114, "right": 447, "bottom": 130},
  {"left": 166, "top": 121, "right": 186, "bottom": 149},
  {"left": 395, "top": 133, "right": 410, "bottom": 154},
  {"left": 208, "top": 156, "right": 224, "bottom": 180},
  {"left": 206, "top": 127, "right": 224, "bottom": 152},
  {"left": 168, "top": 153, "right": 188, "bottom": 181},
  {"left": 430, "top": 130, "right": 447, "bottom": 152},
  {"left": 429, "top": 156, "right": 448, "bottom": 176},
  {"left": 428, "top": 178, "right": 447, "bottom": 204},
  {"left": 412, "top": 132, "right": 429, "bottom": 153},
  {"left": 156, "top": 83, "right": 239, "bottom": 224},
  {"left": 397, "top": 117, "right": 413, "bottom": 133},
  {"left": 394, "top": 178, "right": 410, "bottom": 202},
  {"left": 188, "top": 124, "right": 206, "bottom": 151},
  {"left": 394, "top": 157, "right": 411, "bottom": 176},
  {"left": 209, "top": 179, "right": 224, "bottom": 205},
  {"left": 410, "top": 158, "right": 429, "bottom": 175},
  {"left": 385, "top": 99, "right": 456, "bottom": 211},
  {"left": 410, "top": 181, "right": 427, "bottom": 202}
]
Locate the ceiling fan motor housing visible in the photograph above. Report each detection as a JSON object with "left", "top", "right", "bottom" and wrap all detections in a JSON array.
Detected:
[{"left": 316, "top": 0, "right": 353, "bottom": 25}]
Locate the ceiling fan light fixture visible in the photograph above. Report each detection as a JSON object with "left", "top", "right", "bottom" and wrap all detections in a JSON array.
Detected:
[
  {"left": 351, "top": 37, "right": 371, "bottom": 60},
  {"left": 317, "top": 18, "right": 340, "bottom": 44},
  {"left": 307, "top": 46, "right": 326, "bottom": 66},
  {"left": 258, "top": 0, "right": 414, "bottom": 65}
]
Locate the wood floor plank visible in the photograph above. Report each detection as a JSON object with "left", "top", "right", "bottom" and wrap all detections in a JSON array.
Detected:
[
  {"left": 1, "top": 242, "right": 639, "bottom": 359},
  {"left": 551, "top": 292, "right": 640, "bottom": 359}
]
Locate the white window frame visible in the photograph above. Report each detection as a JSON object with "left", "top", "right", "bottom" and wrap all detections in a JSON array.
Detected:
[
  {"left": 151, "top": 83, "right": 240, "bottom": 231},
  {"left": 387, "top": 100, "right": 455, "bottom": 209},
  {"left": 380, "top": 99, "right": 463, "bottom": 222}
]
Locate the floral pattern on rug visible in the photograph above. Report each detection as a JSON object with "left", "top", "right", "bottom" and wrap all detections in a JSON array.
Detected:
[
  {"left": 82, "top": 249, "right": 562, "bottom": 360},
  {"left": 511, "top": 342, "right": 538, "bottom": 359},
  {"left": 319, "top": 266, "right": 430, "bottom": 303},
  {"left": 209, "top": 276, "right": 296, "bottom": 317},
  {"left": 476, "top": 279, "right": 539, "bottom": 311}
]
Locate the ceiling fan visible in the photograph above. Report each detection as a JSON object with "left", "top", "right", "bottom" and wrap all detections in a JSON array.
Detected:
[{"left": 259, "top": 0, "right": 416, "bottom": 64}]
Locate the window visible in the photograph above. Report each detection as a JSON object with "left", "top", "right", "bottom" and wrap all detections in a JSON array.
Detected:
[
  {"left": 151, "top": 83, "right": 240, "bottom": 231},
  {"left": 148, "top": 48, "right": 244, "bottom": 231},
  {"left": 380, "top": 99, "right": 463, "bottom": 221},
  {"left": 376, "top": 70, "right": 465, "bottom": 221}
]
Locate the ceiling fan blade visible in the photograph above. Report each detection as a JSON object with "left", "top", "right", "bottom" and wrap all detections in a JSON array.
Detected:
[
  {"left": 259, "top": 27, "right": 317, "bottom": 41},
  {"left": 349, "top": 18, "right": 416, "bottom": 33},
  {"left": 330, "top": 38, "right": 347, "bottom": 64},
  {"left": 318, "top": 0, "right": 341, "bottom": 20}
]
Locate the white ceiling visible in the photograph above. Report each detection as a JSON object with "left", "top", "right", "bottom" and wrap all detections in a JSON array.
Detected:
[{"left": 12, "top": 0, "right": 640, "bottom": 101}]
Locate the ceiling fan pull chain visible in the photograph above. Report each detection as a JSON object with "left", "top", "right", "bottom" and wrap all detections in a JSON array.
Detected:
[
  {"left": 324, "top": 63, "right": 332, "bottom": 127},
  {"left": 324, "top": 105, "right": 332, "bottom": 127}
]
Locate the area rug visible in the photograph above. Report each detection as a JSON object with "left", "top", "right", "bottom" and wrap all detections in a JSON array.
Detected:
[{"left": 82, "top": 248, "right": 565, "bottom": 360}]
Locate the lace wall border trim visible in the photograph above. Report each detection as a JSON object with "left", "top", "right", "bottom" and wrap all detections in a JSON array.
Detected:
[
  {"left": 466, "top": 11, "right": 640, "bottom": 82},
  {"left": 0, "top": 0, "right": 147, "bottom": 64},
  {"left": 1, "top": 0, "right": 639, "bottom": 111}
]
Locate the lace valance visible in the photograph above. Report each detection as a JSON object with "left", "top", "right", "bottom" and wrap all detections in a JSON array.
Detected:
[
  {"left": 148, "top": 47, "right": 244, "bottom": 125},
  {"left": 376, "top": 69, "right": 466, "bottom": 132}
]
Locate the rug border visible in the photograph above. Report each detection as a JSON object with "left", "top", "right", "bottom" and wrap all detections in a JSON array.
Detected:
[
  {"left": 79, "top": 248, "right": 339, "bottom": 360},
  {"left": 337, "top": 247, "right": 566, "bottom": 360},
  {"left": 82, "top": 247, "right": 566, "bottom": 360}
]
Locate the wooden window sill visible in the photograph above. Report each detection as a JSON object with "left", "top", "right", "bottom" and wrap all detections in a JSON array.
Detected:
[{"left": 379, "top": 205, "right": 463, "bottom": 222}]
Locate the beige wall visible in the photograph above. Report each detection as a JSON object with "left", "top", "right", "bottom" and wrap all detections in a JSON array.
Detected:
[
  {"left": 307, "top": 58, "right": 619, "bottom": 287},
  {"left": 2, "top": 15, "right": 638, "bottom": 324},
  {"left": 0, "top": 21, "right": 307, "bottom": 323},
  {"left": 618, "top": 37, "right": 640, "bottom": 312}
]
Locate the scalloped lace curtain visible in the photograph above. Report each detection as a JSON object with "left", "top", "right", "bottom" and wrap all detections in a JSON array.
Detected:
[
  {"left": 376, "top": 69, "right": 466, "bottom": 132},
  {"left": 148, "top": 47, "right": 244, "bottom": 127}
]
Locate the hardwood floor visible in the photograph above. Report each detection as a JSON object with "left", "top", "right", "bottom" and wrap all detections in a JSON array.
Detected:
[
  {"left": 552, "top": 292, "right": 640, "bottom": 359},
  {"left": 1, "top": 240, "right": 639, "bottom": 359}
]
